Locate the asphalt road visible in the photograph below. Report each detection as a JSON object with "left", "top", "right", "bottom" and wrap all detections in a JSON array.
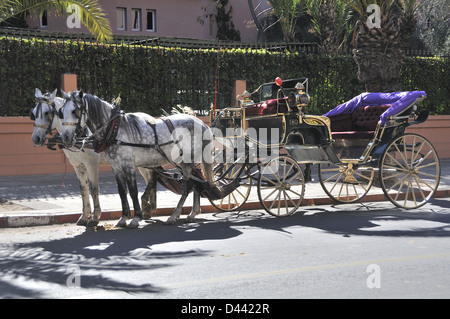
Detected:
[{"left": 1, "top": 197, "right": 449, "bottom": 302}]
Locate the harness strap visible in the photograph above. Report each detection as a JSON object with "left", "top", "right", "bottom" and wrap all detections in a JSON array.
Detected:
[
  {"left": 146, "top": 117, "right": 178, "bottom": 164},
  {"left": 93, "top": 107, "right": 122, "bottom": 153}
]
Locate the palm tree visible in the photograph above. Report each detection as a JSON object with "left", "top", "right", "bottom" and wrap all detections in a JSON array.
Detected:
[
  {"left": 345, "top": 0, "right": 421, "bottom": 92},
  {"left": 269, "top": 0, "right": 308, "bottom": 42},
  {"left": 0, "top": 0, "right": 112, "bottom": 42},
  {"left": 307, "top": 0, "right": 353, "bottom": 54}
]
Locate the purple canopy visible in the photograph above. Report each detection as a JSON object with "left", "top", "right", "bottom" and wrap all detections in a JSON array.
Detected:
[{"left": 323, "top": 91, "right": 426, "bottom": 125}]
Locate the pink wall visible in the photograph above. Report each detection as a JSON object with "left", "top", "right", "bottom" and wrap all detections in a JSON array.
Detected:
[
  {"left": 25, "top": 0, "right": 261, "bottom": 42},
  {"left": 1, "top": 115, "right": 448, "bottom": 176}
]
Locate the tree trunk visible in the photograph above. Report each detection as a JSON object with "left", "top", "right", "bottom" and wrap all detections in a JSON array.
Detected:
[{"left": 352, "top": 4, "right": 405, "bottom": 92}]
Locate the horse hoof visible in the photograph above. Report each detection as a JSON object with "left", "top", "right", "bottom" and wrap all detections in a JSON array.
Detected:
[
  {"left": 128, "top": 217, "right": 140, "bottom": 229},
  {"left": 185, "top": 217, "right": 195, "bottom": 223},
  {"left": 87, "top": 219, "right": 99, "bottom": 227},
  {"left": 76, "top": 218, "right": 88, "bottom": 226},
  {"left": 116, "top": 217, "right": 127, "bottom": 228},
  {"left": 165, "top": 218, "right": 178, "bottom": 225}
]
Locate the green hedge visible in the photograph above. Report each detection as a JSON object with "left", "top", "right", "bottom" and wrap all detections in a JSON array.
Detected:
[{"left": 0, "top": 36, "right": 448, "bottom": 116}]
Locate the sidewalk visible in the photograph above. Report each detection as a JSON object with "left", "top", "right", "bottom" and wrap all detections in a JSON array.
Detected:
[{"left": 1, "top": 159, "right": 450, "bottom": 228}]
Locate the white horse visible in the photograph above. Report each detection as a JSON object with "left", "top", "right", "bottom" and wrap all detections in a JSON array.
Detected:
[
  {"left": 59, "top": 90, "right": 215, "bottom": 228},
  {"left": 30, "top": 89, "right": 155, "bottom": 227}
]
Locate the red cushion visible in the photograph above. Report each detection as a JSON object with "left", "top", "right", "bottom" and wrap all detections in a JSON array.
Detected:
[
  {"left": 245, "top": 98, "right": 288, "bottom": 116},
  {"left": 352, "top": 105, "right": 391, "bottom": 131},
  {"left": 328, "top": 104, "right": 391, "bottom": 140}
]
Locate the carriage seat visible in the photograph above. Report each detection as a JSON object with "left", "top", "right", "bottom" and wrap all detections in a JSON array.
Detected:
[
  {"left": 329, "top": 104, "right": 391, "bottom": 139},
  {"left": 245, "top": 98, "right": 288, "bottom": 116}
]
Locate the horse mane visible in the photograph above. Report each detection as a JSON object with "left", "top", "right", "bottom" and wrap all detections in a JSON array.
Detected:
[
  {"left": 83, "top": 93, "right": 143, "bottom": 139},
  {"left": 162, "top": 105, "right": 196, "bottom": 117},
  {"left": 83, "top": 93, "right": 111, "bottom": 129}
]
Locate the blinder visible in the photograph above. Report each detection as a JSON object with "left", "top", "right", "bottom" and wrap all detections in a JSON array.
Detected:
[
  {"left": 60, "top": 92, "right": 88, "bottom": 141},
  {"left": 31, "top": 98, "right": 57, "bottom": 134}
]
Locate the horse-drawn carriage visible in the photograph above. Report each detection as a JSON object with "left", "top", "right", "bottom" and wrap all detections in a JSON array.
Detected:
[
  {"left": 32, "top": 76, "right": 440, "bottom": 227},
  {"left": 209, "top": 77, "right": 440, "bottom": 216}
]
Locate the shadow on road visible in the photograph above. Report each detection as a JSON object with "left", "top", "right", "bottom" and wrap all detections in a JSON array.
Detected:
[{"left": 1, "top": 197, "right": 449, "bottom": 298}]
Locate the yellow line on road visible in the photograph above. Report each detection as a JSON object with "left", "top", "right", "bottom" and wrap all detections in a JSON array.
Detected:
[{"left": 166, "top": 252, "right": 450, "bottom": 288}]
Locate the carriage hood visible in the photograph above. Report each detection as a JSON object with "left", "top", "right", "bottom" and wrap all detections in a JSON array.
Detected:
[{"left": 323, "top": 91, "right": 427, "bottom": 125}]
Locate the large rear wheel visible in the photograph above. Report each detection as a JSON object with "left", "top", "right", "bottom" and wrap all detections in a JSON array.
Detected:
[{"left": 379, "top": 133, "right": 440, "bottom": 209}]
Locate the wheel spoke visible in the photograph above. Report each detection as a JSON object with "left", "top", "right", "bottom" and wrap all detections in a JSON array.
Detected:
[
  {"left": 258, "top": 156, "right": 305, "bottom": 217},
  {"left": 380, "top": 134, "right": 440, "bottom": 209}
]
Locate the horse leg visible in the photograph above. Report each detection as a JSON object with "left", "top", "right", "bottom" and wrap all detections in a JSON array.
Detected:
[
  {"left": 166, "top": 178, "right": 193, "bottom": 225},
  {"left": 139, "top": 168, "right": 157, "bottom": 219},
  {"left": 114, "top": 170, "right": 132, "bottom": 228},
  {"left": 186, "top": 188, "right": 201, "bottom": 223},
  {"left": 73, "top": 165, "right": 92, "bottom": 226},
  {"left": 87, "top": 164, "right": 102, "bottom": 227},
  {"left": 126, "top": 169, "right": 143, "bottom": 229}
]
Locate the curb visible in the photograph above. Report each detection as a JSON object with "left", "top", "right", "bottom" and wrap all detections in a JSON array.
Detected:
[{"left": 1, "top": 189, "right": 450, "bottom": 228}]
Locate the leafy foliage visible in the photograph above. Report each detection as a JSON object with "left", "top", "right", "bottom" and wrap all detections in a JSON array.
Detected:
[
  {"left": 0, "top": 36, "right": 448, "bottom": 116},
  {"left": 0, "top": 0, "right": 112, "bottom": 42}
]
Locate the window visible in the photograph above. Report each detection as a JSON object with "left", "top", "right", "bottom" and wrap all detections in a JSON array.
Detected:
[
  {"left": 40, "top": 10, "right": 48, "bottom": 28},
  {"left": 132, "top": 9, "right": 141, "bottom": 31},
  {"left": 116, "top": 8, "right": 126, "bottom": 30},
  {"left": 146, "top": 10, "right": 156, "bottom": 32}
]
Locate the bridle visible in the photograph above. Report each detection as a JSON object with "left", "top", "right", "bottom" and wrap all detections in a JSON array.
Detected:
[
  {"left": 60, "top": 93, "right": 86, "bottom": 127},
  {"left": 30, "top": 95, "right": 57, "bottom": 135},
  {"left": 59, "top": 92, "right": 122, "bottom": 153},
  {"left": 59, "top": 93, "right": 90, "bottom": 144}
]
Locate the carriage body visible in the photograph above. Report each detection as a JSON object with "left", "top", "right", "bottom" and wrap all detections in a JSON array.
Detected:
[
  {"left": 209, "top": 78, "right": 440, "bottom": 215},
  {"left": 210, "top": 78, "right": 337, "bottom": 163}
]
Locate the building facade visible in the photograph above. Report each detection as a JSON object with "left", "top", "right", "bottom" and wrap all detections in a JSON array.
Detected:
[{"left": 25, "top": 0, "right": 268, "bottom": 42}]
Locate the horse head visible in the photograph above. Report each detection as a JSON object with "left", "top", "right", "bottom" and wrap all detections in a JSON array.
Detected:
[
  {"left": 59, "top": 90, "right": 87, "bottom": 145},
  {"left": 31, "top": 88, "right": 60, "bottom": 146}
]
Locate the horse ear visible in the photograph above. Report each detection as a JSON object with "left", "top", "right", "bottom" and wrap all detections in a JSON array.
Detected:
[
  {"left": 79, "top": 90, "right": 84, "bottom": 99},
  {"left": 49, "top": 89, "right": 57, "bottom": 102},
  {"left": 61, "top": 89, "right": 69, "bottom": 99},
  {"left": 35, "top": 88, "right": 43, "bottom": 99}
]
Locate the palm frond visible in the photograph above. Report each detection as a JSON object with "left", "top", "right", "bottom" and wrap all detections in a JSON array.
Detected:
[{"left": 0, "top": 0, "right": 112, "bottom": 42}]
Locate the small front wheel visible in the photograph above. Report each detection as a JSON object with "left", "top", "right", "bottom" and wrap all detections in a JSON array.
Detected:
[
  {"left": 257, "top": 156, "right": 305, "bottom": 217},
  {"left": 210, "top": 163, "right": 251, "bottom": 212},
  {"left": 379, "top": 133, "right": 440, "bottom": 209},
  {"left": 318, "top": 161, "right": 374, "bottom": 203}
]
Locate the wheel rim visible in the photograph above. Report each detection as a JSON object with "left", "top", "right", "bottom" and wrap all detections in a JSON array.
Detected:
[
  {"left": 210, "top": 163, "right": 251, "bottom": 212},
  {"left": 380, "top": 134, "right": 440, "bottom": 209},
  {"left": 257, "top": 156, "right": 305, "bottom": 217},
  {"left": 318, "top": 161, "right": 374, "bottom": 203}
]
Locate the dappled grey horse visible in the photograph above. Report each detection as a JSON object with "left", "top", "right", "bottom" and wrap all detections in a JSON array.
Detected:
[
  {"left": 31, "top": 88, "right": 154, "bottom": 227},
  {"left": 59, "top": 90, "right": 215, "bottom": 228}
]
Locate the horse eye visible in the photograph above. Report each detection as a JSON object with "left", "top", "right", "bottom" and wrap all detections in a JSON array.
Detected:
[
  {"left": 44, "top": 111, "right": 49, "bottom": 116},
  {"left": 72, "top": 110, "right": 77, "bottom": 114}
]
